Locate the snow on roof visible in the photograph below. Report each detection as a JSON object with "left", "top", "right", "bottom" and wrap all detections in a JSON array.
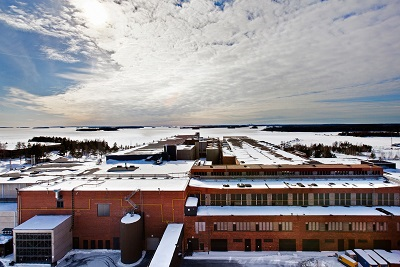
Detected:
[
  {"left": 20, "top": 177, "right": 190, "bottom": 192},
  {"left": 0, "top": 203, "right": 17, "bottom": 212},
  {"left": 185, "top": 197, "right": 198, "bottom": 207},
  {"left": 196, "top": 206, "right": 391, "bottom": 216},
  {"left": 189, "top": 177, "right": 396, "bottom": 189},
  {"left": 14, "top": 215, "right": 71, "bottom": 231},
  {"left": 0, "top": 235, "right": 12, "bottom": 245},
  {"left": 224, "top": 137, "right": 306, "bottom": 165},
  {"left": 102, "top": 159, "right": 194, "bottom": 175},
  {"left": 177, "top": 144, "right": 194, "bottom": 150},
  {"left": 364, "top": 250, "right": 387, "bottom": 265},
  {"left": 149, "top": 223, "right": 183, "bottom": 267},
  {"left": 374, "top": 249, "right": 400, "bottom": 263},
  {"left": 353, "top": 249, "right": 377, "bottom": 265},
  {"left": 379, "top": 206, "right": 400, "bottom": 215},
  {"left": 121, "top": 213, "right": 140, "bottom": 224}
]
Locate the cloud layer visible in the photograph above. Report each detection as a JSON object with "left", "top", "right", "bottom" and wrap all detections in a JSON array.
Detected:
[{"left": 0, "top": 0, "right": 399, "bottom": 126}]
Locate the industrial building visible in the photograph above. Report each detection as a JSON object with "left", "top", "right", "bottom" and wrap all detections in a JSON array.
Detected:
[{"left": 6, "top": 135, "right": 400, "bottom": 265}]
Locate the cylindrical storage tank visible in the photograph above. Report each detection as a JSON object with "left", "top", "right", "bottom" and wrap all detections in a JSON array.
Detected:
[{"left": 120, "top": 213, "right": 143, "bottom": 264}]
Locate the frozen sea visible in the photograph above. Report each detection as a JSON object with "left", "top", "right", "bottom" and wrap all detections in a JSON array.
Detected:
[{"left": 0, "top": 126, "right": 398, "bottom": 150}]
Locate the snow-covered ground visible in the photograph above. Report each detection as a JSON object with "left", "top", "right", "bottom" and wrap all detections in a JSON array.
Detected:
[{"left": 0, "top": 250, "right": 345, "bottom": 267}]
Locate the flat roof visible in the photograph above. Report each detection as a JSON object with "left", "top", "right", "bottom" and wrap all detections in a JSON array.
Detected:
[
  {"left": 354, "top": 249, "right": 377, "bottom": 265},
  {"left": 191, "top": 163, "right": 382, "bottom": 171},
  {"left": 149, "top": 223, "right": 183, "bottom": 267},
  {"left": 14, "top": 215, "right": 71, "bottom": 231},
  {"left": 374, "top": 249, "right": 400, "bottom": 263},
  {"left": 364, "top": 250, "right": 387, "bottom": 265},
  {"left": 189, "top": 177, "right": 397, "bottom": 189},
  {"left": 196, "top": 206, "right": 394, "bottom": 216},
  {"left": 0, "top": 203, "right": 17, "bottom": 212},
  {"left": 20, "top": 177, "right": 190, "bottom": 192},
  {"left": 186, "top": 197, "right": 198, "bottom": 207}
]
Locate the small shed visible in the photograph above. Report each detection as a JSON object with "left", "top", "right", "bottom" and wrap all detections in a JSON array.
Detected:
[
  {"left": 185, "top": 197, "right": 198, "bottom": 216},
  {"left": 0, "top": 234, "right": 12, "bottom": 257},
  {"left": 13, "top": 215, "right": 72, "bottom": 264}
]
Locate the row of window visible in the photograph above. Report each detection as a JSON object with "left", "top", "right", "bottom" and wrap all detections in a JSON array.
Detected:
[
  {"left": 193, "top": 170, "right": 381, "bottom": 177},
  {"left": 195, "top": 221, "right": 392, "bottom": 234},
  {"left": 195, "top": 221, "right": 293, "bottom": 233},
  {"left": 194, "top": 193, "right": 397, "bottom": 207},
  {"left": 306, "top": 222, "right": 387, "bottom": 232}
]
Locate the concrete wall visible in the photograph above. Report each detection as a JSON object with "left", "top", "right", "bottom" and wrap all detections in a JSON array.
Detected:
[
  {"left": 0, "top": 210, "right": 17, "bottom": 229},
  {"left": 53, "top": 216, "right": 72, "bottom": 262}
]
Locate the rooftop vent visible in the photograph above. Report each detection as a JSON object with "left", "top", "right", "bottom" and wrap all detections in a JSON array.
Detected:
[
  {"left": 237, "top": 183, "right": 245, "bottom": 188},
  {"left": 223, "top": 184, "right": 230, "bottom": 187}
]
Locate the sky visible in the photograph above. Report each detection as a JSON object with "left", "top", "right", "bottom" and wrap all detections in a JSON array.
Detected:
[{"left": 0, "top": 0, "right": 399, "bottom": 127}]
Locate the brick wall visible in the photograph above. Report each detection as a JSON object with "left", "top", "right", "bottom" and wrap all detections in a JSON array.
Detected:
[
  {"left": 18, "top": 189, "right": 186, "bottom": 249},
  {"left": 184, "top": 214, "right": 400, "bottom": 252}
]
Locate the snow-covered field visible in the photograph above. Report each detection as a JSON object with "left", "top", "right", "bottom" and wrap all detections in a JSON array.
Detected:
[{"left": 1, "top": 126, "right": 399, "bottom": 168}]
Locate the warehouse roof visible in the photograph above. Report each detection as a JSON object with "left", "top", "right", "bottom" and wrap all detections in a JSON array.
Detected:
[
  {"left": 196, "top": 206, "right": 398, "bottom": 216},
  {"left": 149, "top": 223, "right": 183, "bottom": 267},
  {"left": 20, "top": 176, "right": 190, "bottom": 192},
  {"left": 14, "top": 215, "right": 71, "bottom": 230},
  {"left": 189, "top": 177, "right": 396, "bottom": 189}
]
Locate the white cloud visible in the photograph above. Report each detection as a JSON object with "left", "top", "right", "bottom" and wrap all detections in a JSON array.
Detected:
[{"left": 1, "top": 0, "right": 400, "bottom": 125}]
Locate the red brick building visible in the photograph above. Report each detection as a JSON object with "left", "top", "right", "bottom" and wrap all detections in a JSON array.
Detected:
[
  {"left": 16, "top": 163, "right": 400, "bottom": 254},
  {"left": 17, "top": 178, "right": 189, "bottom": 251}
]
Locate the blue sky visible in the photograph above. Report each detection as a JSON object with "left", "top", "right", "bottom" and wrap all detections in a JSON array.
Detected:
[{"left": 0, "top": 0, "right": 399, "bottom": 126}]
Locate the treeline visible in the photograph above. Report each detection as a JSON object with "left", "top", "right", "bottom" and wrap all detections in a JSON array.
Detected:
[
  {"left": 263, "top": 124, "right": 400, "bottom": 133},
  {"left": 339, "top": 131, "right": 400, "bottom": 137},
  {"left": 28, "top": 136, "right": 122, "bottom": 158},
  {"left": 283, "top": 141, "right": 372, "bottom": 158}
]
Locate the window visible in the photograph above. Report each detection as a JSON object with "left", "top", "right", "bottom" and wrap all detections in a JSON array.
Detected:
[
  {"left": 305, "top": 222, "right": 319, "bottom": 231},
  {"left": 264, "top": 239, "right": 273, "bottom": 243},
  {"left": 210, "top": 194, "right": 227, "bottom": 206},
  {"left": 327, "top": 222, "right": 343, "bottom": 231},
  {"left": 231, "top": 194, "right": 247, "bottom": 206},
  {"left": 195, "top": 222, "right": 206, "bottom": 234},
  {"left": 358, "top": 239, "right": 368, "bottom": 243},
  {"left": 335, "top": 193, "right": 351, "bottom": 206},
  {"left": 351, "top": 222, "right": 366, "bottom": 232},
  {"left": 373, "top": 222, "right": 387, "bottom": 232},
  {"left": 272, "top": 194, "right": 288, "bottom": 206},
  {"left": 279, "top": 222, "right": 292, "bottom": 231},
  {"left": 97, "top": 204, "right": 110, "bottom": 217},
  {"left": 233, "top": 239, "right": 243, "bottom": 243},
  {"left": 57, "top": 200, "right": 64, "bottom": 208},
  {"left": 325, "top": 239, "right": 334, "bottom": 243},
  {"left": 314, "top": 193, "right": 329, "bottom": 206},
  {"left": 257, "top": 222, "right": 273, "bottom": 231},
  {"left": 293, "top": 193, "right": 308, "bottom": 206},
  {"left": 356, "top": 193, "right": 372, "bottom": 206},
  {"left": 378, "top": 193, "right": 395, "bottom": 206},
  {"left": 252, "top": 194, "right": 268, "bottom": 206}
]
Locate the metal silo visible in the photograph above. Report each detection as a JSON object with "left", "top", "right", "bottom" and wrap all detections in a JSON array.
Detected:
[{"left": 120, "top": 213, "right": 143, "bottom": 264}]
